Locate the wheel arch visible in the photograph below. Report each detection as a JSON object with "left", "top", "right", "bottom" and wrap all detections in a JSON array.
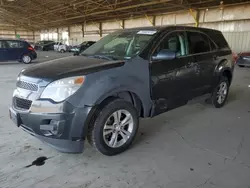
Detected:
[
  {"left": 96, "top": 91, "right": 144, "bottom": 118},
  {"left": 215, "top": 59, "right": 233, "bottom": 85},
  {"left": 82, "top": 91, "right": 144, "bottom": 141}
]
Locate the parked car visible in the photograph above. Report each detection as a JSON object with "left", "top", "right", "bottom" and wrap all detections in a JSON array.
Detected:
[
  {"left": 9, "top": 26, "right": 234, "bottom": 156},
  {"left": 236, "top": 52, "right": 250, "bottom": 67},
  {"left": 29, "top": 42, "right": 35, "bottom": 48},
  {"left": 70, "top": 41, "right": 95, "bottom": 53},
  {"left": 54, "top": 42, "right": 69, "bottom": 53},
  {"left": 0, "top": 39, "right": 37, "bottom": 64},
  {"left": 34, "top": 40, "right": 55, "bottom": 51}
]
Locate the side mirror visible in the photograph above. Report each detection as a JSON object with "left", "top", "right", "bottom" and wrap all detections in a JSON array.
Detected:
[
  {"left": 73, "top": 51, "right": 80, "bottom": 56},
  {"left": 152, "top": 49, "right": 176, "bottom": 61}
]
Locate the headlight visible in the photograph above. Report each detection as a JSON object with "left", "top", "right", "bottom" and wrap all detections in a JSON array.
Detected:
[{"left": 40, "top": 76, "right": 85, "bottom": 102}]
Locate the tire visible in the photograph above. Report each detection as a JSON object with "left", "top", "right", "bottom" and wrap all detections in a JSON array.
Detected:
[
  {"left": 22, "top": 55, "right": 32, "bottom": 64},
  {"left": 87, "top": 99, "right": 139, "bottom": 156},
  {"left": 238, "top": 65, "right": 245, "bottom": 67},
  {"left": 60, "top": 49, "right": 66, "bottom": 53},
  {"left": 211, "top": 76, "right": 229, "bottom": 108}
]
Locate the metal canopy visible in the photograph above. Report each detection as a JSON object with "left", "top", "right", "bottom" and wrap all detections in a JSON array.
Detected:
[{"left": 0, "top": 0, "right": 249, "bottom": 30}]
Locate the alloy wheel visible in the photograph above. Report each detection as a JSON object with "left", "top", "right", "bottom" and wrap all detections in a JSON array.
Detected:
[
  {"left": 23, "top": 55, "right": 31, "bottom": 64},
  {"left": 217, "top": 81, "right": 228, "bottom": 104},
  {"left": 103, "top": 109, "right": 134, "bottom": 148}
]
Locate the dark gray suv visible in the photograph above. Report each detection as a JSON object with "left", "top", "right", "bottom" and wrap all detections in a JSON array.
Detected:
[{"left": 9, "top": 26, "right": 234, "bottom": 156}]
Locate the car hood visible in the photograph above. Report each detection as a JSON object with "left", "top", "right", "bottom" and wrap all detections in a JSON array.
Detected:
[{"left": 21, "top": 56, "right": 124, "bottom": 80}]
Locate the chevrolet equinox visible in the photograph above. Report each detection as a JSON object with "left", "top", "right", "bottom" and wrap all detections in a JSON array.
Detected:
[{"left": 9, "top": 26, "right": 234, "bottom": 156}]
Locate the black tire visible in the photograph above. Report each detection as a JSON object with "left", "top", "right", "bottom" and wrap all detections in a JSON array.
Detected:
[
  {"left": 87, "top": 99, "right": 139, "bottom": 156},
  {"left": 211, "top": 76, "right": 229, "bottom": 108},
  {"left": 22, "top": 55, "right": 32, "bottom": 64},
  {"left": 238, "top": 65, "right": 245, "bottom": 67},
  {"left": 60, "top": 49, "right": 66, "bottom": 53}
]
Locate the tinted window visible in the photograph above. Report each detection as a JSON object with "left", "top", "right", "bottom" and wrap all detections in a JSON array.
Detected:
[
  {"left": 154, "top": 31, "right": 186, "bottom": 57},
  {"left": 209, "top": 39, "right": 217, "bottom": 51},
  {"left": 6, "top": 41, "right": 24, "bottom": 48},
  {"left": 208, "top": 31, "right": 229, "bottom": 49},
  {"left": 187, "top": 32, "right": 210, "bottom": 54},
  {"left": 0, "top": 41, "right": 8, "bottom": 48}
]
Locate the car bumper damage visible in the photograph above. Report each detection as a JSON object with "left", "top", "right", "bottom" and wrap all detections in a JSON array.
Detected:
[
  {"left": 9, "top": 76, "right": 92, "bottom": 153},
  {"left": 9, "top": 102, "right": 92, "bottom": 153}
]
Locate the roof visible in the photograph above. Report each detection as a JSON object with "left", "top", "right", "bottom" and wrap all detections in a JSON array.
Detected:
[
  {"left": 0, "top": 38, "right": 26, "bottom": 41},
  {"left": 0, "top": 0, "right": 249, "bottom": 30},
  {"left": 113, "top": 25, "right": 221, "bottom": 33}
]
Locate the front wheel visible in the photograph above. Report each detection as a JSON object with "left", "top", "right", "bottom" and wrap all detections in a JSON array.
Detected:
[
  {"left": 87, "top": 99, "right": 139, "bottom": 156},
  {"left": 22, "top": 55, "right": 32, "bottom": 64},
  {"left": 211, "top": 76, "right": 229, "bottom": 108}
]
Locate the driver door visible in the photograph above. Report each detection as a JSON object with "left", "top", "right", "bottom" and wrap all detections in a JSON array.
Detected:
[{"left": 150, "top": 31, "right": 199, "bottom": 116}]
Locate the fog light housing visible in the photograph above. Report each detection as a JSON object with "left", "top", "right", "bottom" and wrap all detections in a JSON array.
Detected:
[
  {"left": 40, "top": 120, "right": 65, "bottom": 136},
  {"left": 50, "top": 120, "right": 60, "bottom": 135}
]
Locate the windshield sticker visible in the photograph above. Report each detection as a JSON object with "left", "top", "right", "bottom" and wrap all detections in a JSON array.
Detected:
[{"left": 137, "top": 30, "right": 157, "bottom": 35}]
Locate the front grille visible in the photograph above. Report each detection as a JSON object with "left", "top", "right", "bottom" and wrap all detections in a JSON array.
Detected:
[
  {"left": 16, "top": 80, "right": 38, "bottom": 92},
  {"left": 14, "top": 97, "right": 32, "bottom": 110}
]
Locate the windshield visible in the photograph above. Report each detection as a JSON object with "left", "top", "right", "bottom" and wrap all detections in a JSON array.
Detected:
[{"left": 82, "top": 30, "right": 157, "bottom": 60}]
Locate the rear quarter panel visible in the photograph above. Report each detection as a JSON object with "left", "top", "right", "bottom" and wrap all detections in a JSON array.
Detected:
[{"left": 214, "top": 49, "right": 234, "bottom": 85}]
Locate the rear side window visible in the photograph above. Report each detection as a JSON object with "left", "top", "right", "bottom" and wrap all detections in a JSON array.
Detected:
[
  {"left": 187, "top": 31, "right": 210, "bottom": 54},
  {"left": 208, "top": 31, "right": 229, "bottom": 49},
  {"left": 6, "top": 41, "right": 24, "bottom": 48},
  {"left": 0, "top": 41, "right": 8, "bottom": 48}
]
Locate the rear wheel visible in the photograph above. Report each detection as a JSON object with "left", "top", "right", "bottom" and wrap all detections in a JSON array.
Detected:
[
  {"left": 22, "top": 55, "right": 32, "bottom": 64},
  {"left": 87, "top": 99, "right": 139, "bottom": 156},
  {"left": 211, "top": 76, "right": 229, "bottom": 108},
  {"left": 238, "top": 65, "right": 245, "bottom": 67}
]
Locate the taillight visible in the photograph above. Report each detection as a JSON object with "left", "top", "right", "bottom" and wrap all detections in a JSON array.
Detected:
[
  {"left": 232, "top": 52, "right": 238, "bottom": 63},
  {"left": 28, "top": 46, "right": 34, "bottom": 51}
]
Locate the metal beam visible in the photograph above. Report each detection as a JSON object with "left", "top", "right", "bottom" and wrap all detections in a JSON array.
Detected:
[
  {"left": 82, "top": 23, "right": 85, "bottom": 37},
  {"left": 99, "top": 22, "right": 102, "bottom": 37},
  {"left": 189, "top": 8, "right": 199, "bottom": 27},
  {"left": 42, "top": 0, "right": 174, "bottom": 24},
  {"left": 0, "top": 7, "right": 43, "bottom": 28}
]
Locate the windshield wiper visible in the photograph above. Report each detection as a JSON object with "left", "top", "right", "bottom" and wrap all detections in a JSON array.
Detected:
[{"left": 81, "top": 54, "right": 118, "bottom": 60}]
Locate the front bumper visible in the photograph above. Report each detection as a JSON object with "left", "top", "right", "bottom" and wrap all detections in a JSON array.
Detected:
[{"left": 9, "top": 101, "right": 93, "bottom": 153}]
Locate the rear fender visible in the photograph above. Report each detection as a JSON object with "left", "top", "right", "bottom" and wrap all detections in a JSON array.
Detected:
[{"left": 214, "top": 59, "right": 233, "bottom": 85}]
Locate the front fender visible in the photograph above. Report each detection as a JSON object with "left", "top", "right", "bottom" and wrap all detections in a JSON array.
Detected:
[{"left": 67, "top": 59, "right": 152, "bottom": 117}]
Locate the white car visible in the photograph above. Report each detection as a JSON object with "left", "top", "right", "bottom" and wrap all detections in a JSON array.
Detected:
[{"left": 54, "top": 42, "right": 68, "bottom": 53}]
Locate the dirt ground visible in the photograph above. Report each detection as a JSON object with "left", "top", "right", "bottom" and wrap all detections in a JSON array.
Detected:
[{"left": 0, "top": 52, "right": 250, "bottom": 188}]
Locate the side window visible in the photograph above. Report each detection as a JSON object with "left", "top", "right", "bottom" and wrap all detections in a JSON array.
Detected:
[
  {"left": 209, "top": 39, "right": 217, "bottom": 51},
  {"left": 6, "top": 41, "right": 24, "bottom": 48},
  {"left": 187, "top": 32, "right": 210, "bottom": 54},
  {"left": 154, "top": 32, "right": 186, "bottom": 58},
  {"left": 0, "top": 41, "right": 8, "bottom": 48}
]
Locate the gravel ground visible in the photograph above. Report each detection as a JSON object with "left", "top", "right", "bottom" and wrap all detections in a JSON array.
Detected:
[{"left": 0, "top": 52, "right": 250, "bottom": 188}]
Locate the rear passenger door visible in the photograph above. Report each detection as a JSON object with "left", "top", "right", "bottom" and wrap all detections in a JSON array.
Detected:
[
  {"left": 186, "top": 31, "right": 216, "bottom": 95},
  {"left": 5, "top": 40, "right": 25, "bottom": 60}
]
